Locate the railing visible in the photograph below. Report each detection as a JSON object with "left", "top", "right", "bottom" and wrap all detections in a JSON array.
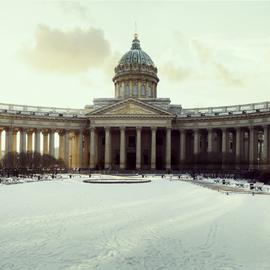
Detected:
[
  {"left": 0, "top": 102, "right": 85, "bottom": 118},
  {"left": 181, "top": 101, "right": 270, "bottom": 116},
  {"left": 0, "top": 100, "right": 270, "bottom": 118}
]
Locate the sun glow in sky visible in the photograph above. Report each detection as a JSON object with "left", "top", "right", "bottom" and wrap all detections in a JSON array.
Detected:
[{"left": 0, "top": 1, "right": 270, "bottom": 109}]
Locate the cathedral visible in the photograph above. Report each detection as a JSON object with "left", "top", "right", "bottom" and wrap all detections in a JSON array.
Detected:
[{"left": 0, "top": 34, "right": 270, "bottom": 171}]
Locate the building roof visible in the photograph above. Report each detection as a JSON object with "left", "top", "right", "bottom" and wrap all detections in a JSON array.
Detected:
[{"left": 118, "top": 34, "right": 155, "bottom": 67}]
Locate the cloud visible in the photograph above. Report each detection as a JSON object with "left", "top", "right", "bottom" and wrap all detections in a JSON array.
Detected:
[
  {"left": 103, "top": 52, "right": 122, "bottom": 78},
  {"left": 191, "top": 39, "right": 212, "bottom": 64},
  {"left": 57, "top": 2, "right": 90, "bottom": 20},
  {"left": 20, "top": 24, "right": 111, "bottom": 73},
  {"left": 214, "top": 63, "right": 245, "bottom": 87},
  {"left": 160, "top": 62, "right": 193, "bottom": 81},
  {"left": 191, "top": 39, "right": 245, "bottom": 87}
]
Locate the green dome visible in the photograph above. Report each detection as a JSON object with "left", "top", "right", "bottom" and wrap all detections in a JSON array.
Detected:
[
  {"left": 113, "top": 34, "right": 159, "bottom": 99},
  {"left": 118, "top": 35, "right": 155, "bottom": 67}
]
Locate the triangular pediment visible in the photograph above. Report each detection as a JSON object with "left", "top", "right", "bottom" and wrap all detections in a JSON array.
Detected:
[
  {"left": 87, "top": 98, "right": 174, "bottom": 117},
  {"left": 104, "top": 102, "right": 157, "bottom": 115}
]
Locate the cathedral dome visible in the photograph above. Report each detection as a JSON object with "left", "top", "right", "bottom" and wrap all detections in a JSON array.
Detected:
[
  {"left": 118, "top": 36, "right": 155, "bottom": 67},
  {"left": 113, "top": 34, "right": 159, "bottom": 99}
]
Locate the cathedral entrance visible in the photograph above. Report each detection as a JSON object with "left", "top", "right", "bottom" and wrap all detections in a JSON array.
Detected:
[{"left": 126, "top": 152, "right": 136, "bottom": 170}]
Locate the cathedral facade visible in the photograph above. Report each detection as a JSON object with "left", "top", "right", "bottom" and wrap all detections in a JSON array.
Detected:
[{"left": 0, "top": 35, "right": 270, "bottom": 171}]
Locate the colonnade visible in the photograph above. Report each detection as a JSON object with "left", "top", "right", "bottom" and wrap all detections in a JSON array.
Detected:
[
  {"left": 1, "top": 125, "right": 269, "bottom": 170},
  {"left": 179, "top": 126, "right": 269, "bottom": 169},
  {"left": 0, "top": 128, "right": 86, "bottom": 169},
  {"left": 89, "top": 126, "right": 175, "bottom": 170},
  {"left": 88, "top": 125, "right": 270, "bottom": 170},
  {"left": 115, "top": 80, "right": 157, "bottom": 99}
]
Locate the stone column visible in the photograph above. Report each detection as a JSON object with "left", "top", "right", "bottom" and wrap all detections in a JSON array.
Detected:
[
  {"left": 263, "top": 126, "right": 269, "bottom": 164},
  {"left": 136, "top": 127, "right": 142, "bottom": 170},
  {"left": 119, "top": 127, "right": 126, "bottom": 170},
  {"left": 249, "top": 126, "right": 258, "bottom": 168},
  {"left": 49, "top": 130, "right": 55, "bottom": 157},
  {"left": 58, "top": 131, "right": 65, "bottom": 160},
  {"left": 12, "top": 129, "right": 17, "bottom": 152},
  {"left": 221, "top": 128, "right": 227, "bottom": 154},
  {"left": 151, "top": 127, "right": 157, "bottom": 170},
  {"left": 77, "top": 130, "right": 83, "bottom": 168},
  {"left": 27, "top": 130, "right": 33, "bottom": 152},
  {"left": 179, "top": 129, "right": 186, "bottom": 163},
  {"left": 42, "top": 130, "right": 49, "bottom": 155},
  {"left": 166, "top": 127, "right": 171, "bottom": 170},
  {"left": 83, "top": 132, "right": 89, "bottom": 168},
  {"left": 221, "top": 128, "right": 227, "bottom": 168},
  {"left": 235, "top": 128, "right": 242, "bottom": 163},
  {"left": 0, "top": 129, "right": 2, "bottom": 160},
  {"left": 34, "top": 129, "right": 41, "bottom": 154},
  {"left": 71, "top": 132, "right": 77, "bottom": 168},
  {"left": 82, "top": 130, "right": 90, "bottom": 168},
  {"left": 89, "top": 128, "right": 96, "bottom": 169},
  {"left": 104, "top": 127, "right": 111, "bottom": 169},
  {"left": 64, "top": 130, "right": 70, "bottom": 167},
  {"left": 207, "top": 128, "right": 213, "bottom": 153},
  {"left": 193, "top": 129, "right": 199, "bottom": 155},
  {"left": 5, "top": 128, "right": 12, "bottom": 154},
  {"left": 20, "top": 129, "right": 26, "bottom": 153}
]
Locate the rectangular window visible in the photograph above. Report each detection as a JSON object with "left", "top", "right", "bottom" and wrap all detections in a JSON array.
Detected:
[{"left": 141, "top": 85, "right": 145, "bottom": 96}]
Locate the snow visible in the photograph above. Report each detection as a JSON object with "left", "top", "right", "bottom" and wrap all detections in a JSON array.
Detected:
[{"left": 0, "top": 176, "right": 270, "bottom": 270}]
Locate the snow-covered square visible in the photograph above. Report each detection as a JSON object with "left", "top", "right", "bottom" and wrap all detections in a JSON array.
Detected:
[{"left": 0, "top": 176, "right": 270, "bottom": 270}]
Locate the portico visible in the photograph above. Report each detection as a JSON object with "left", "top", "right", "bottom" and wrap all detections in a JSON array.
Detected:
[{"left": 87, "top": 98, "right": 174, "bottom": 170}]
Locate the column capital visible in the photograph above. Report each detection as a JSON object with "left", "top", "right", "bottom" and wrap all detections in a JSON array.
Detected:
[
  {"left": 151, "top": 127, "right": 157, "bottom": 131},
  {"left": 58, "top": 129, "right": 66, "bottom": 135},
  {"left": 105, "top": 126, "right": 111, "bottom": 132},
  {"left": 136, "top": 126, "right": 142, "bottom": 131},
  {"left": 119, "top": 126, "right": 126, "bottom": 131}
]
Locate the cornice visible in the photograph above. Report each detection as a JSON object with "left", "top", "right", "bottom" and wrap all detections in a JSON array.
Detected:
[{"left": 0, "top": 113, "right": 87, "bottom": 123}]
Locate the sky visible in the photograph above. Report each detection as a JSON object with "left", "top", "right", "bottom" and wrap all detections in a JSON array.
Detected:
[{"left": 0, "top": 0, "right": 270, "bottom": 109}]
